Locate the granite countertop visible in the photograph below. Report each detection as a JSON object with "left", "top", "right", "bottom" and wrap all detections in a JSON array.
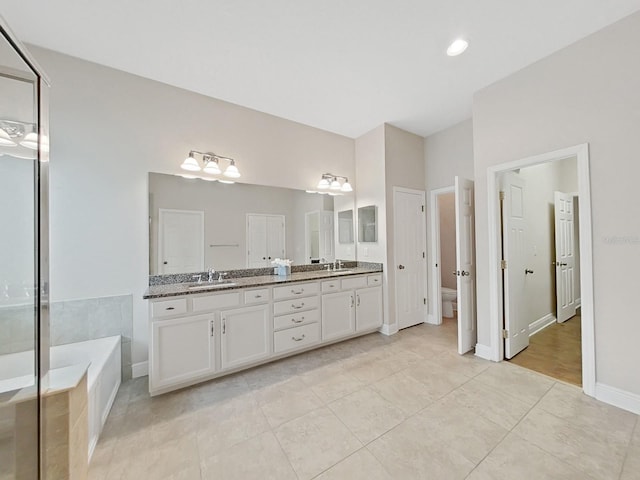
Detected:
[{"left": 143, "top": 266, "right": 382, "bottom": 299}]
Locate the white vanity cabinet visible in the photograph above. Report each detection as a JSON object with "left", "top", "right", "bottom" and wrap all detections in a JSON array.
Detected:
[
  {"left": 321, "top": 290, "right": 355, "bottom": 341},
  {"left": 221, "top": 305, "right": 270, "bottom": 370},
  {"left": 148, "top": 271, "right": 383, "bottom": 396},
  {"left": 321, "top": 274, "right": 383, "bottom": 341},
  {"left": 150, "top": 313, "right": 216, "bottom": 390}
]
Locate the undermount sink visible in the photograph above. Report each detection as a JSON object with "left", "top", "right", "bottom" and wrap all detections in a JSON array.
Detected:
[
  {"left": 188, "top": 282, "right": 237, "bottom": 291},
  {"left": 329, "top": 270, "right": 354, "bottom": 275}
]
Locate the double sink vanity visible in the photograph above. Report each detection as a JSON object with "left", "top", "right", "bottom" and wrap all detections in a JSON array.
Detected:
[{"left": 144, "top": 264, "right": 383, "bottom": 396}]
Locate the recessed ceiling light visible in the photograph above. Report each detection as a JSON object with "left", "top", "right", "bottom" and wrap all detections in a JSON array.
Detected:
[{"left": 447, "top": 38, "right": 468, "bottom": 56}]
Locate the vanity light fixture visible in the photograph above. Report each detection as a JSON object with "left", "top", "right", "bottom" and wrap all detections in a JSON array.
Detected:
[
  {"left": 0, "top": 127, "right": 16, "bottom": 146},
  {"left": 180, "top": 150, "right": 241, "bottom": 179},
  {"left": 316, "top": 173, "right": 353, "bottom": 193}
]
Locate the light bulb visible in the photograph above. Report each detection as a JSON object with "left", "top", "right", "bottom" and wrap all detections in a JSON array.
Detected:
[
  {"left": 317, "top": 178, "right": 330, "bottom": 189},
  {"left": 330, "top": 179, "right": 341, "bottom": 190},
  {"left": 180, "top": 153, "right": 201, "bottom": 172},
  {"left": 341, "top": 181, "right": 353, "bottom": 192},
  {"left": 223, "top": 161, "right": 241, "bottom": 178},
  {"left": 203, "top": 158, "right": 221, "bottom": 175}
]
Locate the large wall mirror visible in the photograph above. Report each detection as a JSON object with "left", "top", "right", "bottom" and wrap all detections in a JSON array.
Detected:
[{"left": 149, "top": 172, "right": 356, "bottom": 274}]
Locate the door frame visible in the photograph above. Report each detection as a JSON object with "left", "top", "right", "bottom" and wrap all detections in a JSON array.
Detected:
[
  {"left": 428, "top": 185, "right": 455, "bottom": 326},
  {"left": 392, "top": 186, "right": 428, "bottom": 329},
  {"left": 486, "top": 143, "right": 595, "bottom": 396},
  {"left": 157, "top": 208, "right": 205, "bottom": 274}
]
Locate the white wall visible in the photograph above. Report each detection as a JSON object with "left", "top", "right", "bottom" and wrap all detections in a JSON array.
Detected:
[
  {"left": 516, "top": 157, "right": 578, "bottom": 325},
  {"left": 438, "top": 192, "right": 456, "bottom": 290},
  {"left": 473, "top": 12, "right": 640, "bottom": 396},
  {"left": 30, "top": 46, "right": 355, "bottom": 368},
  {"left": 424, "top": 119, "right": 474, "bottom": 191}
]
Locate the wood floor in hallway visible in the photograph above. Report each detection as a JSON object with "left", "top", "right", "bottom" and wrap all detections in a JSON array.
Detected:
[{"left": 509, "top": 315, "right": 582, "bottom": 386}]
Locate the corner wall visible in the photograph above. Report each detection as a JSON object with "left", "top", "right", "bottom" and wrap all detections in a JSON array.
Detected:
[{"left": 473, "top": 11, "right": 640, "bottom": 398}]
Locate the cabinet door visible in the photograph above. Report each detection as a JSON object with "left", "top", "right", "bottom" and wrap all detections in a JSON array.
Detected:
[
  {"left": 151, "top": 314, "right": 215, "bottom": 389},
  {"left": 266, "top": 215, "right": 285, "bottom": 262},
  {"left": 247, "top": 214, "right": 268, "bottom": 268},
  {"left": 356, "top": 286, "right": 383, "bottom": 331},
  {"left": 321, "top": 290, "right": 355, "bottom": 341},
  {"left": 221, "top": 305, "right": 270, "bottom": 370}
]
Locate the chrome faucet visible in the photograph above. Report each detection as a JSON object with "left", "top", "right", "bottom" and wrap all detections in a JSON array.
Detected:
[
  {"left": 325, "top": 263, "right": 333, "bottom": 272},
  {"left": 218, "top": 272, "right": 228, "bottom": 282},
  {"left": 193, "top": 274, "right": 203, "bottom": 284},
  {"left": 207, "top": 267, "right": 216, "bottom": 283},
  {"left": 335, "top": 260, "right": 344, "bottom": 270}
]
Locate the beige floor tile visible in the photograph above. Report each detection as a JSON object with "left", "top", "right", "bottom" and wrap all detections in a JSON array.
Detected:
[
  {"left": 621, "top": 419, "right": 640, "bottom": 480},
  {"left": 445, "top": 377, "right": 531, "bottom": 430},
  {"left": 536, "top": 381, "right": 637, "bottom": 443},
  {"left": 467, "top": 432, "right": 595, "bottom": 480},
  {"left": 367, "top": 419, "right": 475, "bottom": 480},
  {"left": 275, "top": 407, "right": 362, "bottom": 480},
  {"left": 428, "top": 350, "right": 492, "bottom": 378},
  {"left": 404, "top": 361, "right": 470, "bottom": 400},
  {"left": 370, "top": 371, "right": 435, "bottom": 416},
  {"left": 414, "top": 399, "right": 508, "bottom": 465},
  {"left": 315, "top": 448, "right": 392, "bottom": 480},
  {"left": 310, "top": 371, "right": 366, "bottom": 404},
  {"left": 346, "top": 352, "right": 399, "bottom": 384},
  {"left": 201, "top": 431, "right": 296, "bottom": 480},
  {"left": 473, "top": 361, "right": 554, "bottom": 406},
  {"left": 195, "top": 396, "right": 270, "bottom": 458},
  {"left": 328, "top": 387, "right": 406, "bottom": 444},
  {"left": 298, "top": 361, "right": 347, "bottom": 386},
  {"left": 513, "top": 408, "right": 628, "bottom": 479},
  {"left": 252, "top": 376, "right": 308, "bottom": 406},
  {"left": 261, "top": 387, "right": 324, "bottom": 427}
]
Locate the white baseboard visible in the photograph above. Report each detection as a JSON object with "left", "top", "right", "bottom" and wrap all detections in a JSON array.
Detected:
[
  {"left": 529, "top": 313, "right": 557, "bottom": 337},
  {"left": 576, "top": 298, "right": 581, "bottom": 309},
  {"left": 132, "top": 361, "right": 148, "bottom": 378},
  {"left": 379, "top": 323, "right": 399, "bottom": 336},
  {"left": 475, "top": 343, "right": 493, "bottom": 361},
  {"left": 595, "top": 382, "right": 640, "bottom": 415}
]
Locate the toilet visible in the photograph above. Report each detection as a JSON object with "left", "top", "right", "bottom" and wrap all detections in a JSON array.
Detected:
[{"left": 441, "top": 287, "right": 457, "bottom": 318}]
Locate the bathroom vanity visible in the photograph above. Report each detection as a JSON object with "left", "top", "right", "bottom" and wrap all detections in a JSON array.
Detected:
[{"left": 144, "top": 267, "right": 383, "bottom": 396}]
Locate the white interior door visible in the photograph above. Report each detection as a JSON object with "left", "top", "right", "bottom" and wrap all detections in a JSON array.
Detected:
[
  {"left": 158, "top": 209, "right": 204, "bottom": 274},
  {"left": 247, "top": 214, "right": 267, "bottom": 268},
  {"left": 319, "top": 211, "right": 335, "bottom": 262},
  {"left": 502, "top": 172, "right": 529, "bottom": 359},
  {"left": 454, "top": 177, "right": 476, "bottom": 354},
  {"left": 554, "top": 191, "right": 577, "bottom": 323},
  {"left": 394, "top": 188, "right": 427, "bottom": 329},
  {"left": 266, "top": 215, "right": 286, "bottom": 262}
]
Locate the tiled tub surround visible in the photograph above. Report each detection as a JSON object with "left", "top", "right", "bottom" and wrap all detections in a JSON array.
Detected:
[
  {"left": 146, "top": 268, "right": 384, "bottom": 395},
  {"left": 0, "top": 295, "right": 133, "bottom": 380}
]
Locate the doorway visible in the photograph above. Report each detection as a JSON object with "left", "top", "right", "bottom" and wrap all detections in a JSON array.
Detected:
[
  {"left": 429, "top": 177, "right": 477, "bottom": 354},
  {"left": 500, "top": 158, "right": 582, "bottom": 385},
  {"left": 158, "top": 208, "right": 204, "bottom": 274},
  {"left": 486, "top": 144, "right": 595, "bottom": 396}
]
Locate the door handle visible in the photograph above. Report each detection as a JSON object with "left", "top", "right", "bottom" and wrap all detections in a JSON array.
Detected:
[
  {"left": 398, "top": 265, "right": 405, "bottom": 270},
  {"left": 452, "top": 271, "right": 458, "bottom": 276},
  {"left": 357, "top": 294, "right": 361, "bottom": 306},
  {"left": 291, "top": 303, "right": 305, "bottom": 309},
  {"left": 525, "top": 269, "right": 534, "bottom": 275},
  {"left": 460, "top": 271, "right": 470, "bottom": 276}
]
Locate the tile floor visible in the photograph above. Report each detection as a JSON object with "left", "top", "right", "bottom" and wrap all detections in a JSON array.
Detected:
[{"left": 89, "top": 320, "right": 639, "bottom": 479}]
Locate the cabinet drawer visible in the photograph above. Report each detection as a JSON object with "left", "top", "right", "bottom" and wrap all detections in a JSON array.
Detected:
[
  {"left": 151, "top": 298, "right": 187, "bottom": 318},
  {"left": 274, "top": 323, "right": 320, "bottom": 354},
  {"left": 192, "top": 292, "right": 240, "bottom": 312},
  {"left": 341, "top": 275, "right": 367, "bottom": 290},
  {"left": 321, "top": 280, "right": 341, "bottom": 293},
  {"left": 367, "top": 274, "right": 382, "bottom": 286},
  {"left": 273, "top": 295, "right": 319, "bottom": 316},
  {"left": 244, "top": 289, "right": 270, "bottom": 304},
  {"left": 273, "top": 282, "right": 319, "bottom": 300},
  {"left": 273, "top": 310, "right": 319, "bottom": 331}
]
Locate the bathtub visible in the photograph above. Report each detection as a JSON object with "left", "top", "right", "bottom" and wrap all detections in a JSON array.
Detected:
[{"left": 0, "top": 335, "right": 121, "bottom": 459}]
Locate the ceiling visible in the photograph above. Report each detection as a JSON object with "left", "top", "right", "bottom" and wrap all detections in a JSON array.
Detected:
[{"left": 2, "top": 1, "right": 640, "bottom": 138}]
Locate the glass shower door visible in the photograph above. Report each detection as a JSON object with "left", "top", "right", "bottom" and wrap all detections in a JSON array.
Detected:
[{"left": 0, "top": 18, "right": 49, "bottom": 480}]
